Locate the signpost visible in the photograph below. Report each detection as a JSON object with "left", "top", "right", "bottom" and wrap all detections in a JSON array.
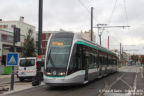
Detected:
[
  {"left": 7, "top": 27, "right": 20, "bottom": 91},
  {"left": 6, "top": 53, "right": 19, "bottom": 91}
]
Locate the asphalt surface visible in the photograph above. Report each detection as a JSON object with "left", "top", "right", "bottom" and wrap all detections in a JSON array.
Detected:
[{"left": 3, "top": 66, "right": 144, "bottom": 96}]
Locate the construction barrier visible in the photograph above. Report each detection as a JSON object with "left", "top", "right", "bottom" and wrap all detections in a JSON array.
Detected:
[{"left": 4, "top": 66, "right": 12, "bottom": 75}]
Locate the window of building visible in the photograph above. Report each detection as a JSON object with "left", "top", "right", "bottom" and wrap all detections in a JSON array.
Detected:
[
  {"left": 11, "top": 25, "right": 16, "bottom": 28},
  {"left": 1, "top": 34, "right": 13, "bottom": 43},
  {"left": 3, "top": 25, "right": 8, "bottom": 28},
  {"left": 0, "top": 25, "right": 8, "bottom": 28}
]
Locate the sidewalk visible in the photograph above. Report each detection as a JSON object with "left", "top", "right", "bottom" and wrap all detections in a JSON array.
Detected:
[
  {"left": 0, "top": 74, "right": 44, "bottom": 95},
  {"left": 0, "top": 75, "right": 17, "bottom": 79},
  {"left": 1, "top": 82, "right": 44, "bottom": 95}
]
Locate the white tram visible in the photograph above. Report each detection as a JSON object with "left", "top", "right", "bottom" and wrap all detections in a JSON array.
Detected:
[{"left": 44, "top": 32, "right": 118, "bottom": 86}]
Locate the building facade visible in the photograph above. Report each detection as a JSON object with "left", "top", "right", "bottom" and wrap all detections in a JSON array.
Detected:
[
  {"left": 41, "top": 32, "right": 51, "bottom": 58},
  {"left": 0, "top": 17, "right": 36, "bottom": 65},
  {"left": 78, "top": 30, "right": 96, "bottom": 43}
]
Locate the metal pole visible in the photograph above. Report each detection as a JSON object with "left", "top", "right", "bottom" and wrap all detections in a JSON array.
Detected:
[
  {"left": 100, "top": 35, "right": 101, "bottom": 46},
  {"left": 108, "top": 36, "right": 109, "bottom": 49},
  {"left": 10, "top": 66, "right": 14, "bottom": 91},
  {"left": 91, "top": 7, "right": 93, "bottom": 42},
  {"left": 97, "top": 27, "right": 101, "bottom": 45},
  {"left": 10, "top": 27, "right": 15, "bottom": 91},
  {"left": 38, "top": 0, "right": 43, "bottom": 55},
  {"left": 120, "top": 43, "right": 122, "bottom": 66}
]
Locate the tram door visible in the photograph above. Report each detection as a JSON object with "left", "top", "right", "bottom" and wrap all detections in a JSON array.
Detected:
[{"left": 84, "top": 51, "right": 90, "bottom": 82}]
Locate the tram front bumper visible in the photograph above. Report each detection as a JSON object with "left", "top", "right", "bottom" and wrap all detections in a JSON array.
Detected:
[{"left": 44, "top": 75, "right": 84, "bottom": 86}]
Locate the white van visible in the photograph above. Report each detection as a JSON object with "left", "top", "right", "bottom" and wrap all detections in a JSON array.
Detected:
[{"left": 17, "top": 57, "right": 37, "bottom": 81}]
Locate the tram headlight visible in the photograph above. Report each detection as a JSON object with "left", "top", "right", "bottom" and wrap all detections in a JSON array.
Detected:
[
  {"left": 58, "top": 72, "right": 66, "bottom": 76},
  {"left": 46, "top": 72, "right": 51, "bottom": 75}
]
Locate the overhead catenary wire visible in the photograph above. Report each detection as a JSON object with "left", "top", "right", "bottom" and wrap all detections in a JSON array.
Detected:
[
  {"left": 78, "top": 0, "right": 100, "bottom": 24},
  {"left": 95, "top": 0, "right": 119, "bottom": 46},
  {"left": 78, "top": 0, "right": 90, "bottom": 14},
  {"left": 108, "top": 0, "right": 118, "bottom": 25},
  {"left": 123, "top": 0, "right": 129, "bottom": 26}
]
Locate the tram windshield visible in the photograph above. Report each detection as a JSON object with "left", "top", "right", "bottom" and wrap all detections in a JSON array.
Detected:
[{"left": 46, "top": 37, "right": 73, "bottom": 68}]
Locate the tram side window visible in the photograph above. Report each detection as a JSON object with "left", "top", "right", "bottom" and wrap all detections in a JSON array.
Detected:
[
  {"left": 93, "top": 54, "right": 97, "bottom": 68},
  {"left": 96, "top": 55, "right": 99, "bottom": 67},
  {"left": 105, "top": 54, "right": 108, "bottom": 65},
  {"left": 86, "top": 47, "right": 98, "bottom": 69},
  {"left": 103, "top": 57, "right": 106, "bottom": 65},
  {"left": 99, "top": 51, "right": 103, "bottom": 65},
  {"left": 108, "top": 55, "right": 112, "bottom": 65},
  {"left": 89, "top": 54, "right": 92, "bottom": 69},
  {"left": 89, "top": 54, "right": 96, "bottom": 69},
  {"left": 112, "top": 59, "right": 115, "bottom": 65},
  {"left": 113, "top": 58, "right": 117, "bottom": 65},
  {"left": 84, "top": 50, "right": 90, "bottom": 68},
  {"left": 68, "top": 44, "right": 82, "bottom": 75}
]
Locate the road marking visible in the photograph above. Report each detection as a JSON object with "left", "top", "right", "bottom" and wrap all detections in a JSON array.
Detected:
[
  {"left": 131, "top": 68, "right": 137, "bottom": 96},
  {"left": 140, "top": 67, "right": 143, "bottom": 78},
  {"left": 104, "top": 79, "right": 109, "bottom": 88},
  {"left": 120, "top": 79, "right": 132, "bottom": 89},
  {"left": 98, "top": 74, "right": 125, "bottom": 96},
  {"left": 98, "top": 66, "right": 139, "bottom": 96},
  {"left": 104, "top": 92, "right": 131, "bottom": 96}
]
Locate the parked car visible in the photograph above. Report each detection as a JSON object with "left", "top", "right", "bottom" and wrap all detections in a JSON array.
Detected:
[{"left": 17, "top": 57, "right": 44, "bottom": 81}]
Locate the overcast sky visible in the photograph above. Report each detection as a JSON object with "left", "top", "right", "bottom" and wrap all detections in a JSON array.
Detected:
[{"left": 0, "top": 0, "right": 144, "bottom": 54}]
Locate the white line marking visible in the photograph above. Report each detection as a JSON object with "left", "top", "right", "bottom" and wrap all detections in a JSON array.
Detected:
[
  {"left": 98, "top": 74, "right": 125, "bottom": 96},
  {"left": 140, "top": 67, "right": 143, "bottom": 78}
]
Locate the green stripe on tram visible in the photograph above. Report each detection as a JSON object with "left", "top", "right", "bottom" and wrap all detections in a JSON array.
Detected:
[
  {"left": 75, "top": 41, "right": 111, "bottom": 54},
  {"left": 45, "top": 75, "right": 65, "bottom": 78}
]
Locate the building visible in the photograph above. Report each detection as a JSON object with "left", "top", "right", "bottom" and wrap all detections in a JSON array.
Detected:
[
  {"left": 112, "top": 49, "right": 131, "bottom": 65},
  {"left": 41, "top": 31, "right": 51, "bottom": 58},
  {"left": 0, "top": 17, "right": 36, "bottom": 65},
  {"left": 112, "top": 49, "right": 120, "bottom": 58},
  {"left": 78, "top": 30, "right": 96, "bottom": 43}
]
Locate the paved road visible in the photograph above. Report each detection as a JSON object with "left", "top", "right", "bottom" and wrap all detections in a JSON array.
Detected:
[{"left": 4, "top": 66, "right": 144, "bottom": 96}]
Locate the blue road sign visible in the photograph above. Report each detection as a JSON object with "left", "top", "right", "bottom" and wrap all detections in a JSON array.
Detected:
[{"left": 6, "top": 53, "right": 19, "bottom": 66}]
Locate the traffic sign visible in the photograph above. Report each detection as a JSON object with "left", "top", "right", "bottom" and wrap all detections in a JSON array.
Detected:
[
  {"left": 37, "top": 55, "right": 42, "bottom": 61},
  {"left": 6, "top": 53, "right": 19, "bottom": 66}
]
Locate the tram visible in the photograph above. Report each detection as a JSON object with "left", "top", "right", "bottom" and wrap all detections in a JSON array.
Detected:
[{"left": 44, "top": 32, "right": 118, "bottom": 86}]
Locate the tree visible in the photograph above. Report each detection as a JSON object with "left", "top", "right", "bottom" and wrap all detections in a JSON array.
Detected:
[
  {"left": 140, "top": 55, "right": 144, "bottom": 64},
  {"left": 22, "top": 29, "right": 37, "bottom": 57},
  {"left": 131, "top": 55, "right": 139, "bottom": 62}
]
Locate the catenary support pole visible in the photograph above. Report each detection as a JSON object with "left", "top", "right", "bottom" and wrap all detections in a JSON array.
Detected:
[
  {"left": 91, "top": 7, "right": 93, "bottom": 42},
  {"left": 38, "top": 0, "right": 43, "bottom": 55}
]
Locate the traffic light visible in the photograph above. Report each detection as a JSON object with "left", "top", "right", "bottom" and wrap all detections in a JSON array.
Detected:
[{"left": 14, "top": 27, "right": 20, "bottom": 42}]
